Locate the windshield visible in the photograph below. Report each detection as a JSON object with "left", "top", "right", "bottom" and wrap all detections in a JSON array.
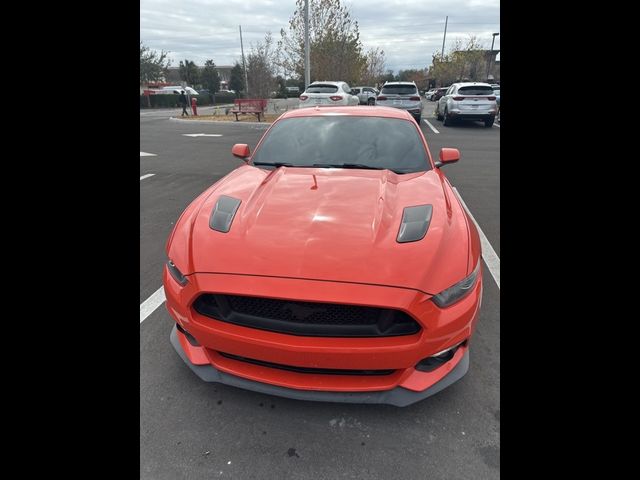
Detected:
[
  {"left": 251, "top": 117, "right": 431, "bottom": 174},
  {"left": 306, "top": 84, "right": 339, "bottom": 93},
  {"left": 458, "top": 86, "right": 493, "bottom": 95},
  {"left": 380, "top": 84, "right": 418, "bottom": 95}
]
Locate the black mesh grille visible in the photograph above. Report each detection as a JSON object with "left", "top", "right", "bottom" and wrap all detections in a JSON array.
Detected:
[
  {"left": 192, "top": 294, "right": 421, "bottom": 337},
  {"left": 219, "top": 351, "right": 395, "bottom": 376}
]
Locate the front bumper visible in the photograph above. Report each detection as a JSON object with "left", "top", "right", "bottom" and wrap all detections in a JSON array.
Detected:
[
  {"left": 170, "top": 324, "right": 469, "bottom": 407},
  {"left": 164, "top": 270, "right": 482, "bottom": 405}
]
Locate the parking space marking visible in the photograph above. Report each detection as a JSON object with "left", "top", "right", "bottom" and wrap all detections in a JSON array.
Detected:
[
  {"left": 182, "top": 133, "right": 223, "bottom": 137},
  {"left": 493, "top": 123, "right": 500, "bottom": 128},
  {"left": 140, "top": 152, "right": 157, "bottom": 156},
  {"left": 422, "top": 118, "right": 440, "bottom": 134},
  {"left": 140, "top": 286, "right": 166, "bottom": 324},
  {"left": 453, "top": 187, "right": 500, "bottom": 289},
  {"left": 140, "top": 174, "right": 156, "bottom": 181}
]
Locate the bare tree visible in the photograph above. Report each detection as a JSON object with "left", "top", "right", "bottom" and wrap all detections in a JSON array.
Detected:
[
  {"left": 278, "top": 0, "right": 366, "bottom": 85},
  {"left": 140, "top": 42, "right": 171, "bottom": 85},
  {"left": 247, "top": 33, "right": 278, "bottom": 99},
  {"left": 361, "top": 48, "right": 386, "bottom": 86},
  {"left": 429, "top": 35, "right": 488, "bottom": 86}
]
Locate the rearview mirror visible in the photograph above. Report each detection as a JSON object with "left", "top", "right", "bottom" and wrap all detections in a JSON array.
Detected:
[
  {"left": 436, "top": 148, "right": 460, "bottom": 167},
  {"left": 232, "top": 143, "right": 250, "bottom": 160}
]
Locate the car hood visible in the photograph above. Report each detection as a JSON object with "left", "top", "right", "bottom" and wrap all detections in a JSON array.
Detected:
[{"left": 170, "top": 165, "right": 471, "bottom": 294}]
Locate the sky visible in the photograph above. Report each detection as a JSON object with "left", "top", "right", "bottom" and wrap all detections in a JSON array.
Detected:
[{"left": 140, "top": 0, "right": 499, "bottom": 74}]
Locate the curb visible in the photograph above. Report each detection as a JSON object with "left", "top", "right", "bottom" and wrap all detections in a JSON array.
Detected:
[{"left": 169, "top": 117, "right": 274, "bottom": 126}]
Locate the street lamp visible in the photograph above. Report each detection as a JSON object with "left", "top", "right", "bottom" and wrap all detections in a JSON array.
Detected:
[{"left": 487, "top": 32, "right": 499, "bottom": 80}]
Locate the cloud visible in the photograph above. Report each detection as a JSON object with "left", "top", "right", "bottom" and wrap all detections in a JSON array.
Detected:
[{"left": 141, "top": 0, "right": 499, "bottom": 72}]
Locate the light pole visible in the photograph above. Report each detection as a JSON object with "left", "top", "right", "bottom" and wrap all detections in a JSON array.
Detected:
[{"left": 487, "top": 32, "right": 499, "bottom": 81}]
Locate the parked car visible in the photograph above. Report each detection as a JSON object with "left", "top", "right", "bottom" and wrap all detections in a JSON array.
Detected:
[
  {"left": 492, "top": 87, "right": 500, "bottom": 108},
  {"left": 164, "top": 105, "right": 483, "bottom": 407},
  {"left": 351, "top": 86, "right": 379, "bottom": 105},
  {"left": 298, "top": 81, "right": 360, "bottom": 107},
  {"left": 435, "top": 82, "right": 498, "bottom": 127},
  {"left": 375, "top": 81, "right": 422, "bottom": 123},
  {"left": 432, "top": 87, "right": 449, "bottom": 102},
  {"left": 424, "top": 88, "right": 437, "bottom": 100}
]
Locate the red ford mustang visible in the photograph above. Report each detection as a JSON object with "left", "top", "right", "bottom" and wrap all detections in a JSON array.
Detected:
[{"left": 164, "top": 106, "right": 482, "bottom": 406}]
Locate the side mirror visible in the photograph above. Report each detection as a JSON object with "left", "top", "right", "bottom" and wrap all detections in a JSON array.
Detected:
[
  {"left": 436, "top": 148, "right": 460, "bottom": 167},
  {"left": 232, "top": 143, "right": 250, "bottom": 160}
]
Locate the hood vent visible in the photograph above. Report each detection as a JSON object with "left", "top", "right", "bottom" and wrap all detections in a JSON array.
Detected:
[
  {"left": 397, "top": 205, "right": 432, "bottom": 243},
  {"left": 209, "top": 196, "right": 242, "bottom": 233}
]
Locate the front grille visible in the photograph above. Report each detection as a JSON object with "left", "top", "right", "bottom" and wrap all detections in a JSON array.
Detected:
[
  {"left": 193, "top": 294, "right": 421, "bottom": 337},
  {"left": 219, "top": 351, "right": 395, "bottom": 376}
]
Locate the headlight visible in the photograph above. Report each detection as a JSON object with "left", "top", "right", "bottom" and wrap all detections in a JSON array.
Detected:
[
  {"left": 167, "top": 260, "right": 188, "bottom": 286},
  {"left": 432, "top": 261, "right": 480, "bottom": 308}
]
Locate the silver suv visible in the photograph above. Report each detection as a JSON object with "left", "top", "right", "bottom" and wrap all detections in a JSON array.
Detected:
[
  {"left": 435, "top": 82, "right": 498, "bottom": 127},
  {"left": 375, "top": 82, "right": 422, "bottom": 123}
]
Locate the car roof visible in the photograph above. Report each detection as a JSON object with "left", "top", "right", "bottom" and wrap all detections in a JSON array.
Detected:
[
  {"left": 383, "top": 81, "right": 417, "bottom": 86},
  {"left": 308, "top": 81, "right": 348, "bottom": 86},
  {"left": 278, "top": 105, "right": 415, "bottom": 121},
  {"left": 451, "top": 82, "right": 493, "bottom": 87}
]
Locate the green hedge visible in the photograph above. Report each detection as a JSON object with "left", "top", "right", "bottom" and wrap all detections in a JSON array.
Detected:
[{"left": 140, "top": 92, "right": 239, "bottom": 109}]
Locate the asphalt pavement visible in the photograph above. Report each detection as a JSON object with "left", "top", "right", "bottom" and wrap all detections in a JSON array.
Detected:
[{"left": 140, "top": 99, "right": 500, "bottom": 480}]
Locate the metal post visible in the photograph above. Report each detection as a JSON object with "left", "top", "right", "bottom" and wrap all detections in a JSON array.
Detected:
[
  {"left": 487, "top": 32, "right": 499, "bottom": 80},
  {"left": 304, "top": 0, "right": 310, "bottom": 89},
  {"left": 239, "top": 25, "right": 249, "bottom": 97},
  {"left": 441, "top": 16, "right": 448, "bottom": 58}
]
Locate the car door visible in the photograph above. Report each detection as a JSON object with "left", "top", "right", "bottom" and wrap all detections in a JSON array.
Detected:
[
  {"left": 343, "top": 84, "right": 359, "bottom": 105},
  {"left": 438, "top": 86, "right": 455, "bottom": 112},
  {"left": 363, "top": 88, "right": 375, "bottom": 103}
]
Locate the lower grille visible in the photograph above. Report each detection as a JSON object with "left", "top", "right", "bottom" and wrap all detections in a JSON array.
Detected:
[
  {"left": 219, "top": 351, "right": 395, "bottom": 376},
  {"left": 193, "top": 294, "right": 421, "bottom": 337}
]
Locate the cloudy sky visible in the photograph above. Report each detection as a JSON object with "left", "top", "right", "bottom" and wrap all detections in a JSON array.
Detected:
[{"left": 140, "top": 0, "right": 499, "bottom": 74}]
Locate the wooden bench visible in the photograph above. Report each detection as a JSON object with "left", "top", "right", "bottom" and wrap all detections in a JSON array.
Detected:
[{"left": 230, "top": 99, "right": 268, "bottom": 122}]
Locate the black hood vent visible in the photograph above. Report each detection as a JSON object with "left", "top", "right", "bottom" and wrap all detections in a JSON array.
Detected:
[{"left": 209, "top": 196, "right": 242, "bottom": 233}]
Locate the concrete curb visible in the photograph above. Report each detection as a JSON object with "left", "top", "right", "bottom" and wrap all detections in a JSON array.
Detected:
[{"left": 169, "top": 116, "right": 275, "bottom": 126}]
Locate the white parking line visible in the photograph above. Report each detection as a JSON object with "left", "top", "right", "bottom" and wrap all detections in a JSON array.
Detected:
[
  {"left": 140, "top": 286, "right": 166, "bottom": 324},
  {"left": 422, "top": 118, "right": 440, "bottom": 134},
  {"left": 493, "top": 123, "right": 500, "bottom": 128},
  {"left": 140, "top": 152, "right": 157, "bottom": 156},
  {"left": 140, "top": 174, "right": 155, "bottom": 181},
  {"left": 452, "top": 187, "right": 500, "bottom": 289}
]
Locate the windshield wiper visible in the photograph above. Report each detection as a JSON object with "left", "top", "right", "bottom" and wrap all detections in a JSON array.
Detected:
[
  {"left": 312, "top": 163, "right": 386, "bottom": 170},
  {"left": 252, "top": 161, "right": 296, "bottom": 168}
]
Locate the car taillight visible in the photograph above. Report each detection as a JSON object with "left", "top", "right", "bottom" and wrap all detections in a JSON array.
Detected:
[
  {"left": 299, "top": 95, "right": 308, "bottom": 101},
  {"left": 409, "top": 96, "right": 420, "bottom": 101},
  {"left": 329, "top": 95, "right": 343, "bottom": 101},
  {"left": 453, "top": 96, "right": 464, "bottom": 101},
  {"left": 487, "top": 96, "right": 496, "bottom": 100},
  {"left": 377, "top": 96, "right": 387, "bottom": 101}
]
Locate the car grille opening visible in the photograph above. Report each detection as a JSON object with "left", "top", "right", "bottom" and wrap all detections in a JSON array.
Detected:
[
  {"left": 218, "top": 351, "right": 395, "bottom": 376},
  {"left": 192, "top": 294, "right": 421, "bottom": 337}
]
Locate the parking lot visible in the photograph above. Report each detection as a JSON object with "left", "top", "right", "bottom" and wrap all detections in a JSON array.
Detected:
[{"left": 140, "top": 100, "right": 500, "bottom": 479}]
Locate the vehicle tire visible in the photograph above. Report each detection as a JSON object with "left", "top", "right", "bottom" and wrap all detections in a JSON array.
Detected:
[
  {"left": 367, "top": 98, "right": 375, "bottom": 105},
  {"left": 436, "top": 105, "right": 443, "bottom": 121},
  {"left": 414, "top": 114, "right": 421, "bottom": 124},
  {"left": 442, "top": 108, "right": 450, "bottom": 126},
  {"left": 484, "top": 116, "right": 495, "bottom": 128}
]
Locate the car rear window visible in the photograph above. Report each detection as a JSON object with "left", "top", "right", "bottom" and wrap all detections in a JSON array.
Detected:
[
  {"left": 458, "top": 86, "right": 494, "bottom": 95},
  {"left": 252, "top": 116, "right": 431, "bottom": 174},
  {"left": 380, "top": 84, "right": 418, "bottom": 95},
  {"left": 306, "top": 84, "right": 339, "bottom": 93}
]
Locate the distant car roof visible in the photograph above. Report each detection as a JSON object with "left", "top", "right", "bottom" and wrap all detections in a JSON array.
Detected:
[
  {"left": 451, "top": 82, "right": 493, "bottom": 88},
  {"left": 383, "top": 81, "right": 417, "bottom": 86}
]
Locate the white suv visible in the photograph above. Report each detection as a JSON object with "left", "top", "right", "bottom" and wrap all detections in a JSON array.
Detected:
[
  {"left": 375, "top": 82, "right": 422, "bottom": 123},
  {"left": 299, "top": 81, "right": 359, "bottom": 108},
  {"left": 435, "top": 82, "right": 498, "bottom": 127}
]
